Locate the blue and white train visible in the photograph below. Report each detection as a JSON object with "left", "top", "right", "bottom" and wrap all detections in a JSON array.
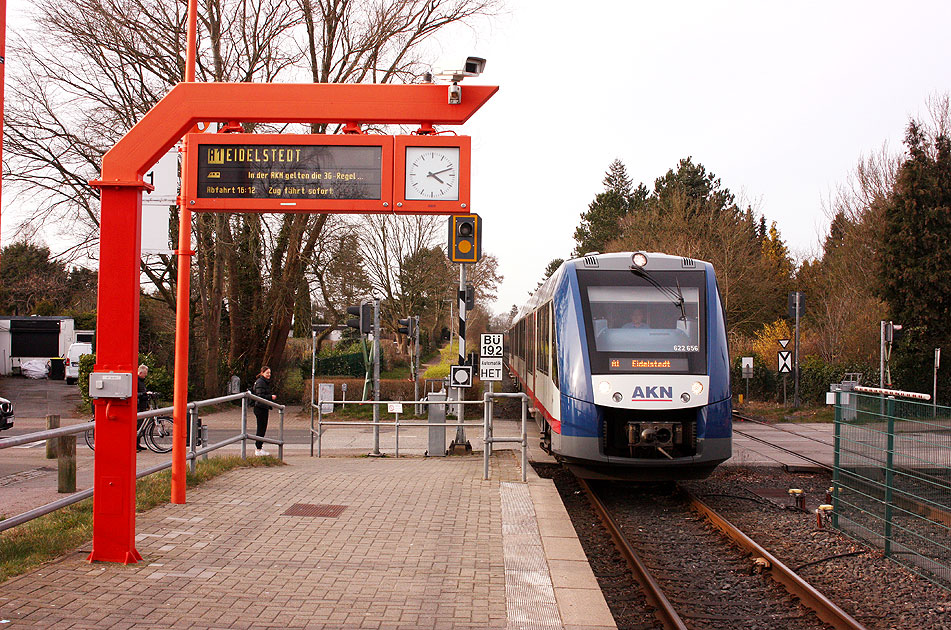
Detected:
[{"left": 505, "top": 252, "right": 732, "bottom": 479}]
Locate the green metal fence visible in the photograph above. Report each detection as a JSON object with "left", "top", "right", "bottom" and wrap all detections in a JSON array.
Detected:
[{"left": 832, "top": 391, "right": 951, "bottom": 589}]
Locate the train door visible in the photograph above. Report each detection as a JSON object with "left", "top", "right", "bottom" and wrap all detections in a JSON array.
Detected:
[
  {"left": 526, "top": 311, "right": 535, "bottom": 395},
  {"left": 535, "top": 303, "right": 550, "bottom": 416}
]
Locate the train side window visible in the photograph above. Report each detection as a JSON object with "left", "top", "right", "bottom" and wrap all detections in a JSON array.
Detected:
[
  {"left": 527, "top": 312, "right": 535, "bottom": 373},
  {"left": 537, "top": 303, "right": 549, "bottom": 375},
  {"left": 550, "top": 302, "right": 559, "bottom": 386}
]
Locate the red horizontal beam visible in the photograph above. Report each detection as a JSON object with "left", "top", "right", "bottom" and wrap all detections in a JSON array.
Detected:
[{"left": 97, "top": 83, "right": 497, "bottom": 185}]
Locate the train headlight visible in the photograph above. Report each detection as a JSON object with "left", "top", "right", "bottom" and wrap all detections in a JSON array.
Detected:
[
  {"left": 598, "top": 381, "right": 611, "bottom": 394},
  {"left": 681, "top": 393, "right": 690, "bottom": 402},
  {"left": 632, "top": 252, "right": 648, "bottom": 268},
  {"left": 612, "top": 392, "right": 623, "bottom": 403},
  {"left": 691, "top": 381, "right": 704, "bottom": 395}
]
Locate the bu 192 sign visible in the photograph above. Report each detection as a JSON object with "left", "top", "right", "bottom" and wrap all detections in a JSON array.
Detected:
[{"left": 481, "top": 333, "right": 503, "bottom": 358}]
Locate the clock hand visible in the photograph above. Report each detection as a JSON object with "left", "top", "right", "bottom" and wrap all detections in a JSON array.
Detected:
[
  {"left": 430, "top": 167, "right": 454, "bottom": 175},
  {"left": 427, "top": 172, "right": 446, "bottom": 184}
]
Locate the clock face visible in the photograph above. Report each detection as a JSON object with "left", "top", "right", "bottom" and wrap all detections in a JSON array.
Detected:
[{"left": 405, "top": 146, "right": 460, "bottom": 200}]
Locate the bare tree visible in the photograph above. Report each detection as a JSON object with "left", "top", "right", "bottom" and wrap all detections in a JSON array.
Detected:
[{"left": 4, "top": 0, "right": 501, "bottom": 394}]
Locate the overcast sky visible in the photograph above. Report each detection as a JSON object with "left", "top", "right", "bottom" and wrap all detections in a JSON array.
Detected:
[{"left": 3, "top": 1, "right": 950, "bottom": 315}]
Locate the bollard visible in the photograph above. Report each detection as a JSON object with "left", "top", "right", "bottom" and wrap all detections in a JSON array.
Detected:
[
  {"left": 427, "top": 392, "right": 447, "bottom": 457},
  {"left": 46, "top": 414, "right": 60, "bottom": 459},
  {"left": 57, "top": 435, "right": 76, "bottom": 493}
]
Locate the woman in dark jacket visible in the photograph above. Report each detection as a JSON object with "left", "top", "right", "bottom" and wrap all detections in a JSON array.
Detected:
[{"left": 252, "top": 366, "right": 276, "bottom": 456}]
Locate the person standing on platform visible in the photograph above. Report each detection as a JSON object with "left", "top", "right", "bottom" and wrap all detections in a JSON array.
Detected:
[
  {"left": 136, "top": 364, "right": 149, "bottom": 452},
  {"left": 252, "top": 366, "right": 276, "bottom": 456}
]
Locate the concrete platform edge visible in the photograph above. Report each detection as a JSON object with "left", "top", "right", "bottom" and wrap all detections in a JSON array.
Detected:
[{"left": 524, "top": 461, "right": 617, "bottom": 630}]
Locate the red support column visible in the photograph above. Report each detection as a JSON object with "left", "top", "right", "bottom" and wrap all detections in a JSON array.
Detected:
[{"left": 87, "top": 183, "right": 144, "bottom": 564}]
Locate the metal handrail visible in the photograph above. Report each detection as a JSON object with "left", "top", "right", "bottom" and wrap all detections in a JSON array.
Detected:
[
  {"left": 311, "top": 393, "right": 530, "bottom": 482},
  {"left": 0, "top": 391, "right": 284, "bottom": 534},
  {"left": 0, "top": 421, "right": 95, "bottom": 449}
]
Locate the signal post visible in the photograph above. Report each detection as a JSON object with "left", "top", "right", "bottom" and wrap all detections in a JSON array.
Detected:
[{"left": 87, "top": 82, "right": 496, "bottom": 563}]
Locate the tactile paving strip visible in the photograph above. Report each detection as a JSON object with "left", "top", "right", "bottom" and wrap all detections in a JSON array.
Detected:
[
  {"left": 281, "top": 503, "right": 347, "bottom": 517},
  {"left": 500, "top": 482, "right": 562, "bottom": 630}
]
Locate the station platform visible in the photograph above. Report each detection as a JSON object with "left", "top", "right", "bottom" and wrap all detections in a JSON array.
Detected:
[
  {"left": 0, "top": 437, "right": 616, "bottom": 630},
  {"left": 0, "top": 408, "right": 836, "bottom": 630}
]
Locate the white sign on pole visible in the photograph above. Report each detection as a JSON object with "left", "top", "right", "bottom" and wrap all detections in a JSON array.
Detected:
[
  {"left": 141, "top": 149, "right": 179, "bottom": 255},
  {"left": 387, "top": 402, "right": 404, "bottom": 414},
  {"left": 318, "top": 383, "right": 334, "bottom": 413},
  {"left": 778, "top": 338, "right": 790, "bottom": 349},
  {"left": 778, "top": 351, "right": 792, "bottom": 374},
  {"left": 481, "top": 333, "right": 503, "bottom": 358},
  {"left": 741, "top": 356, "right": 753, "bottom": 379},
  {"left": 479, "top": 357, "right": 503, "bottom": 381}
]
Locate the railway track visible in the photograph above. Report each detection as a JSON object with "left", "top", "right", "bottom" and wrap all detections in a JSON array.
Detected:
[
  {"left": 732, "top": 411, "right": 833, "bottom": 472},
  {"left": 577, "top": 476, "right": 866, "bottom": 630}
]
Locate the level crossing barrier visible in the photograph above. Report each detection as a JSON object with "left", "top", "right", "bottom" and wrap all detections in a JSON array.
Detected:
[
  {"left": 830, "top": 389, "right": 951, "bottom": 588},
  {"left": 312, "top": 392, "right": 530, "bottom": 481},
  {"left": 0, "top": 391, "right": 284, "bottom": 533}
]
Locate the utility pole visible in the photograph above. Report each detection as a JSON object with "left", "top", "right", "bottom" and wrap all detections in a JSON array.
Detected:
[
  {"left": 793, "top": 292, "right": 801, "bottom": 407},
  {"left": 880, "top": 321, "right": 886, "bottom": 389},
  {"left": 450, "top": 264, "right": 469, "bottom": 452}
]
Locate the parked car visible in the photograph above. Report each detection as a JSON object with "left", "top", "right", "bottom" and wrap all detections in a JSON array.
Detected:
[
  {"left": 65, "top": 342, "right": 93, "bottom": 385},
  {"left": 0, "top": 396, "right": 13, "bottom": 431}
]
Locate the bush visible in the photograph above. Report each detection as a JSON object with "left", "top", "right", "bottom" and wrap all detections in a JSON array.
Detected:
[
  {"left": 77, "top": 352, "right": 173, "bottom": 411},
  {"left": 731, "top": 353, "right": 878, "bottom": 406}
]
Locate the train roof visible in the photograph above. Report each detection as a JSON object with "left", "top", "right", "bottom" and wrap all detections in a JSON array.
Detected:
[{"left": 511, "top": 252, "right": 712, "bottom": 323}]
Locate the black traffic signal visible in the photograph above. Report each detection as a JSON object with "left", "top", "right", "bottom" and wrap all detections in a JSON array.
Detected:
[
  {"left": 465, "top": 284, "right": 474, "bottom": 311},
  {"left": 886, "top": 322, "right": 903, "bottom": 343},
  {"left": 398, "top": 317, "right": 416, "bottom": 338},
  {"left": 346, "top": 302, "right": 373, "bottom": 334},
  {"left": 447, "top": 214, "right": 481, "bottom": 263}
]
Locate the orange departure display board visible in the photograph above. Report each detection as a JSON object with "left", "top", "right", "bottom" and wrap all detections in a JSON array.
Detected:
[{"left": 183, "top": 133, "right": 470, "bottom": 214}]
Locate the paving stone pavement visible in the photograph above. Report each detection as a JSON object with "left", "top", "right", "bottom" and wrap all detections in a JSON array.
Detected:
[{"left": 0, "top": 453, "right": 563, "bottom": 629}]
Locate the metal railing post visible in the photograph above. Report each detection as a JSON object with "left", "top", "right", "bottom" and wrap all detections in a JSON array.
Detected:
[
  {"left": 832, "top": 391, "right": 842, "bottom": 529},
  {"left": 521, "top": 394, "right": 528, "bottom": 483},
  {"left": 188, "top": 405, "right": 198, "bottom": 474},
  {"left": 317, "top": 399, "right": 323, "bottom": 458},
  {"left": 884, "top": 396, "right": 896, "bottom": 557},
  {"left": 279, "top": 405, "right": 284, "bottom": 462},
  {"left": 483, "top": 393, "right": 490, "bottom": 480},
  {"left": 241, "top": 395, "right": 248, "bottom": 459}
]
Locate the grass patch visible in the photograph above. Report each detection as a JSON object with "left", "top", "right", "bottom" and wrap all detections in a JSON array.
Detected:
[
  {"left": 423, "top": 341, "right": 458, "bottom": 379},
  {"left": 0, "top": 455, "right": 283, "bottom": 584}
]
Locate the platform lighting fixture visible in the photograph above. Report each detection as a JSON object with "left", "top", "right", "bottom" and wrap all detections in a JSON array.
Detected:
[{"left": 632, "top": 252, "right": 648, "bottom": 268}]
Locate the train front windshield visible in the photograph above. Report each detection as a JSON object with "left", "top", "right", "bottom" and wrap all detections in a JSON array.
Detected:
[{"left": 578, "top": 269, "right": 707, "bottom": 374}]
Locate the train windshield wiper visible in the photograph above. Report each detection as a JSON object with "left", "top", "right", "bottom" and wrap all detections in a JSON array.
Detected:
[{"left": 630, "top": 267, "right": 687, "bottom": 321}]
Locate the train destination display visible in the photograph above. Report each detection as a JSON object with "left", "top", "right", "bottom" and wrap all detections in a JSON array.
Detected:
[
  {"left": 197, "top": 144, "right": 382, "bottom": 201},
  {"left": 609, "top": 358, "right": 689, "bottom": 372}
]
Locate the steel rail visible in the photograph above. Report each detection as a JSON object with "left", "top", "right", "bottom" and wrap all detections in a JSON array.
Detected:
[
  {"left": 576, "top": 477, "right": 688, "bottom": 630},
  {"left": 683, "top": 489, "right": 867, "bottom": 630},
  {"left": 733, "top": 412, "right": 833, "bottom": 472}
]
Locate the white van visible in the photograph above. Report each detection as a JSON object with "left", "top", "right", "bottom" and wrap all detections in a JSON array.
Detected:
[{"left": 65, "top": 342, "right": 93, "bottom": 384}]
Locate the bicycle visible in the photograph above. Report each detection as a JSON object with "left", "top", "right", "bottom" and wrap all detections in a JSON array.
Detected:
[{"left": 84, "top": 392, "right": 174, "bottom": 453}]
